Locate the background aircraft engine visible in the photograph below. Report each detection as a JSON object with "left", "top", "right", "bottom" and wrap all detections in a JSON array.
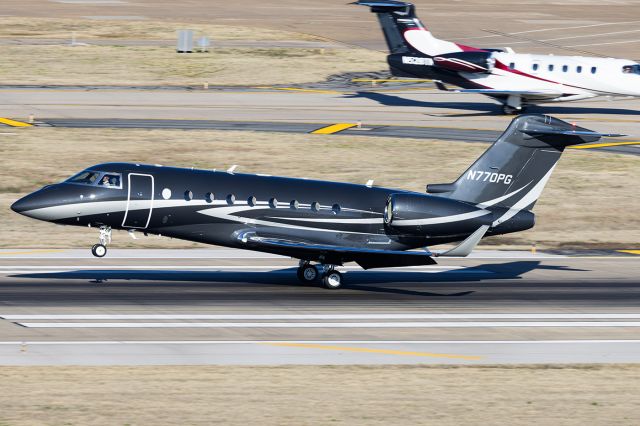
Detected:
[
  {"left": 433, "top": 51, "right": 495, "bottom": 73},
  {"left": 384, "top": 193, "right": 492, "bottom": 236}
]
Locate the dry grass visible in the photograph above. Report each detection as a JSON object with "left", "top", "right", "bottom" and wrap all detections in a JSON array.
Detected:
[
  {"left": 0, "top": 17, "right": 318, "bottom": 41},
  {"left": 0, "top": 17, "right": 384, "bottom": 86},
  {"left": 0, "top": 364, "right": 639, "bottom": 426},
  {"left": 1, "top": 127, "right": 638, "bottom": 250},
  {"left": 0, "top": 45, "right": 383, "bottom": 86}
]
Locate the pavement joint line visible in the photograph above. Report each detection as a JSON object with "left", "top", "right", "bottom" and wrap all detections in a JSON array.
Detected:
[
  {"left": 4, "top": 314, "right": 640, "bottom": 320},
  {"left": 261, "top": 342, "right": 483, "bottom": 360},
  {"left": 14, "top": 321, "right": 640, "bottom": 328}
]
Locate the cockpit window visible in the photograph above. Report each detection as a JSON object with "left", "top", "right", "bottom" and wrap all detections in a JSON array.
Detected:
[
  {"left": 98, "top": 174, "right": 121, "bottom": 188},
  {"left": 623, "top": 65, "right": 640, "bottom": 75},
  {"left": 66, "top": 170, "right": 122, "bottom": 188},
  {"left": 68, "top": 171, "right": 100, "bottom": 185}
]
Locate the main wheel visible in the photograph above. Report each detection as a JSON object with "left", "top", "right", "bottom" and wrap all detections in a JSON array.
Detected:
[
  {"left": 91, "top": 243, "right": 107, "bottom": 258},
  {"left": 322, "top": 270, "right": 343, "bottom": 290},
  {"left": 502, "top": 105, "right": 523, "bottom": 115},
  {"left": 297, "top": 264, "right": 319, "bottom": 283}
]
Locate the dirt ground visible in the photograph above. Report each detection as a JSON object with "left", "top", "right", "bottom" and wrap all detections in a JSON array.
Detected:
[
  {"left": 0, "top": 364, "right": 638, "bottom": 426},
  {"left": 1, "top": 127, "right": 638, "bottom": 250}
]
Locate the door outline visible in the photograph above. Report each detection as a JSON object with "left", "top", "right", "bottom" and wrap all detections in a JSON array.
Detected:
[{"left": 122, "top": 173, "right": 154, "bottom": 229}]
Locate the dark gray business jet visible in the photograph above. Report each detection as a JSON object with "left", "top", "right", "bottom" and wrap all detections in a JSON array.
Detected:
[{"left": 11, "top": 115, "right": 615, "bottom": 289}]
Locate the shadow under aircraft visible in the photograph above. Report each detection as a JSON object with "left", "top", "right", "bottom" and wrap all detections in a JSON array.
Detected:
[{"left": 347, "top": 91, "right": 640, "bottom": 117}]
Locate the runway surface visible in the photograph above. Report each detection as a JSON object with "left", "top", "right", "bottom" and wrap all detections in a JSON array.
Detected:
[
  {"left": 0, "top": 248, "right": 639, "bottom": 365},
  {"left": 2, "top": 87, "right": 639, "bottom": 156}
]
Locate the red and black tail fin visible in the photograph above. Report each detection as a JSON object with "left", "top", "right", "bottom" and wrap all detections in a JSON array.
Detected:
[{"left": 355, "top": 1, "right": 472, "bottom": 56}]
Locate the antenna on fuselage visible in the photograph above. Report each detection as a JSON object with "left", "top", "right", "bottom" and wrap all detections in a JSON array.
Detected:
[
  {"left": 227, "top": 165, "right": 238, "bottom": 174},
  {"left": 366, "top": 179, "right": 374, "bottom": 188}
]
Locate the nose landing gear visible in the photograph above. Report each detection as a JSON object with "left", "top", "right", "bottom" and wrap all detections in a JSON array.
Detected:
[
  {"left": 296, "top": 261, "right": 343, "bottom": 289},
  {"left": 91, "top": 226, "right": 111, "bottom": 258}
]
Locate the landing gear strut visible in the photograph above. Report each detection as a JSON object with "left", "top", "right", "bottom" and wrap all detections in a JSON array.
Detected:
[
  {"left": 91, "top": 226, "right": 111, "bottom": 258},
  {"left": 296, "top": 261, "right": 343, "bottom": 289},
  {"left": 502, "top": 95, "right": 526, "bottom": 115}
]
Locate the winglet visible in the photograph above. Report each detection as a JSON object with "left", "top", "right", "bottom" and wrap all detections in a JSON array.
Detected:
[{"left": 434, "top": 225, "right": 489, "bottom": 257}]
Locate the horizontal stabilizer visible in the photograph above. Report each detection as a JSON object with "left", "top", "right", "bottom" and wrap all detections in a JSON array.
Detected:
[
  {"left": 522, "top": 129, "right": 626, "bottom": 138},
  {"left": 434, "top": 225, "right": 489, "bottom": 257}
]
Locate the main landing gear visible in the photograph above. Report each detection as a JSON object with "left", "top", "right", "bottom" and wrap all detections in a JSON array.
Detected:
[
  {"left": 297, "top": 261, "right": 343, "bottom": 289},
  {"left": 91, "top": 226, "right": 111, "bottom": 258}
]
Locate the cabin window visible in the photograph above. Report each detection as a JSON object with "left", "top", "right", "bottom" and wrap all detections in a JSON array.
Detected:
[
  {"left": 205, "top": 192, "right": 214, "bottom": 203},
  {"left": 269, "top": 197, "right": 278, "bottom": 208},
  {"left": 548, "top": 64, "right": 554, "bottom": 71},
  {"left": 290, "top": 200, "right": 299, "bottom": 209},
  {"left": 591, "top": 66, "right": 597, "bottom": 74},
  {"left": 562, "top": 65, "right": 568, "bottom": 72},
  {"left": 226, "top": 194, "right": 235, "bottom": 205},
  {"left": 247, "top": 196, "right": 256, "bottom": 207},
  {"left": 311, "top": 201, "right": 320, "bottom": 212},
  {"left": 332, "top": 204, "right": 341, "bottom": 215},
  {"left": 184, "top": 190, "right": 193, "bottom": 201},
  {"left": 162, "top": 188, "right": 172, "bottom": 200},
  {"left": 532, "top": 63, "right": 539, "bottom": 71},
  {"left": 576, "top": 66, "right": 582, "bottom": 73},
  {"left": 509, "top": 62, "right": 515, "bottom": 69}
]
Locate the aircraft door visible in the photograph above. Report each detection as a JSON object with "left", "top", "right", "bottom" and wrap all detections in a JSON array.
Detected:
[{"left": 122, "top": 173, "right": 154, "bottom": 229}]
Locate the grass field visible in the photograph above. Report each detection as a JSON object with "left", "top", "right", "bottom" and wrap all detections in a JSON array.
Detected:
[
  {"left": 1, "top": 127, "right": 638, "bottom": 250},
  {"left": 0, "top": 17, "right": 384, "bottom": 86},
  {"left": 0, "top": 364, "right": 638, "bottom": 426}
]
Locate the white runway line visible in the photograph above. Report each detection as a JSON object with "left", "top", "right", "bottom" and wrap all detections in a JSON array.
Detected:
[
  {"left": 15, "top": 321, "right": 640, "bottom": 328},
  {"left": 4, "top": 313, "right": 640, "bottom": 320},
  {"left": 2, "top": 340, "right": 640, "bottom": 345}
]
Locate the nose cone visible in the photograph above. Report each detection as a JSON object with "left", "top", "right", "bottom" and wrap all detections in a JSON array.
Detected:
[{"left": 11, "top": 188, "right": 56, "bottom": 220}]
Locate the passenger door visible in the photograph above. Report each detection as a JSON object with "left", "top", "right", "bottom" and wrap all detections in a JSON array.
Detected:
[{"left": 122, "top": 173, "right": 154, "bottom": 229}]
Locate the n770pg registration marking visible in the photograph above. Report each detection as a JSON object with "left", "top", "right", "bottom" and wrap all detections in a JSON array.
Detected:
[{"left": 466, "top": 170, "right": 513, "bottom": 184}]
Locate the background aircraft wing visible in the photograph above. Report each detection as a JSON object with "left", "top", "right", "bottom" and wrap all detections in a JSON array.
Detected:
[{"left": 237, "top": 231, "right": 436, "bottom": 269}]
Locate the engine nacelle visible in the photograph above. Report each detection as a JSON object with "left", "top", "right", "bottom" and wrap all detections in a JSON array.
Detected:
[
  {"left": 384, "top": 193, "right": 492, "bottom": 237},
  {"left": 433, "top": 51, "right": 495, "bottom": 73}
]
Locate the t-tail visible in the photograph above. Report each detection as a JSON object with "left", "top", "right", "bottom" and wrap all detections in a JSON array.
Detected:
[
  {"left": 427, "top": 114, "right": 622, "bottom": 229},
  {"left": 355, "top": 0, "right": 474, "bottom": 56}
]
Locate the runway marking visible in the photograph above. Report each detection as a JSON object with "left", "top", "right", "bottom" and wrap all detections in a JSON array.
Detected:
[
  {"left": 0, "top": 117, "right": 32, "bottom": 127},
  {"left": 618, "top": 250, "right": 640, "bottom": 255},
  {"left": 311, "top": 123, "right": 358, "bottom": 134},
  {"left": 568, "top": 141, "right": 640, "bottom": 150},
  {"left": 5, "top": 313, "right": 640, "bottom": 320},
  {"left": 254, "top": 86, "right": 340, "bottom": 95},
  {"left": 262, "top": 342, "right": 482, "bottom": 361},
  {"left": 0, "top": 249, "right": 65, "bottom": 255},
  {"left": 1, "top": 340, "right": 639, "bottom": 345},
  {"left": 14, "top": 321, "right": 640, "bottom": 329}
]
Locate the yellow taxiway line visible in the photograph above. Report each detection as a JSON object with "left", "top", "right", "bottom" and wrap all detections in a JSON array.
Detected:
[
  {"left": 618, "top": 250, "right": 640, "bottom": 255},
  {"left": 0, "top": 117, "right": 32, "bottom": 127},
  {"left": 311, "top": 123, "right": 358, "bottom": 134},
  {"left": 263, "top": 342, "right": 482, "bottom": 361},
  {"left": 568, "top": 141, "right": 640, "bottom": 150}
]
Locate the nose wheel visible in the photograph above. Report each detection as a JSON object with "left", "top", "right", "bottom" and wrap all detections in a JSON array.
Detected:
[
  {"left": 91, "top": 244, "right": 107, "bottom": 258},
  {"left": 296, "top": 262, "right": 343, "bottom": 289},
  {"left": 91, "top": 226, "right": 111, "bottom": 258}
]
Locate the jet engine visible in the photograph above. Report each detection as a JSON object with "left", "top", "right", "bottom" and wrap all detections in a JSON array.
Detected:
[
  {"left": 384, "top": 193, "right": 492, "bottom": 236},
  {"left": 432, "top": 51, "right": 495, "bottom": 73}
]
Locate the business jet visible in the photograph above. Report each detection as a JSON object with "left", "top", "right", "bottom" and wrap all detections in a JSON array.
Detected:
[
  {"left": 356, "top": 1, "right": 640, "bottom": 114},
  {"left": 12, "top": 115, "right": 617, "bottom": 289}
]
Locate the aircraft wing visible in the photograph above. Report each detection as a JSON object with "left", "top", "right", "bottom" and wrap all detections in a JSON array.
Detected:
[
  {"left": 433, "top": 81, "right": 562, "bottom": 98},
  {"left": 236, "top": 230, "right": 436, "bottom": 269}
]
